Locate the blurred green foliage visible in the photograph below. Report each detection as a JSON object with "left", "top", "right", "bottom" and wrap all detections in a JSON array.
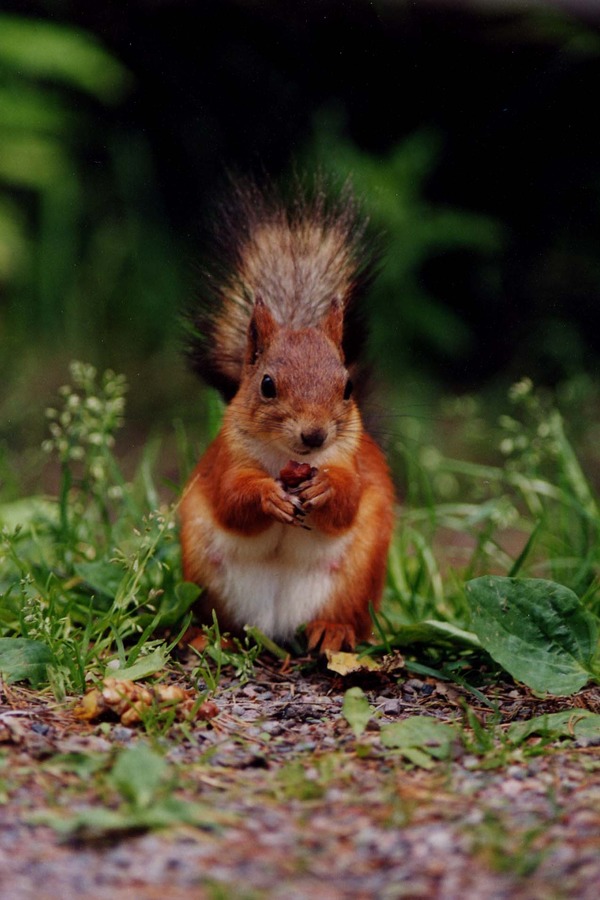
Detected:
[
  {"left": 304, "top": 115, "right": 503, "bottom": 372},
  {"left": 2, "top": 2, "right": 600, "bottom": 482},
  {"left": 0, "top": 14, "right": 182, "bottom": 359},
  {"left": 0, "top": 17, "right": 501, "bottom": 374},
  {"left": 0, "top": 10, "right": 509, "bottom": 478}
]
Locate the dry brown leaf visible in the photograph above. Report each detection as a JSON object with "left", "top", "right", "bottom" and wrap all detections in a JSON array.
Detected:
[{"left": 378, "top": 652, "right": 406, "bottom": 675}]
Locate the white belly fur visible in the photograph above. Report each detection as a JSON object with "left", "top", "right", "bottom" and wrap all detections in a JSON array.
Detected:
[{"left": 201, "top": 518, "right": 352, "bottom": 639}]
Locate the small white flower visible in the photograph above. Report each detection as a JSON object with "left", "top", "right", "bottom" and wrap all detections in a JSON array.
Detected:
[
  {"left": 509, "top": 377, "right": 533, "bottom": 402},
  {"left": 85, "top": 396, "right": 102, "bottom": 413}
]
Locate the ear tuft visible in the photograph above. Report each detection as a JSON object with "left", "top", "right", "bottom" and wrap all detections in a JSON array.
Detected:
[
  {"left": 246, "top": 297, "right": 278, "bottom": 366},
  {"left": 321, "top": 298, "right": 345, "bottom": 353}
]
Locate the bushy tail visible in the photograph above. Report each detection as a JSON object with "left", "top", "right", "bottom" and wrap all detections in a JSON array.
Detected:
[{"left": 185, "top": 175, "right": 380, "bottom": 399}]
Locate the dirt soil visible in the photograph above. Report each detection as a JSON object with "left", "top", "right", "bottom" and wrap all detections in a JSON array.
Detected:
[{"left": 1, "top": 657, "right": 600, "bottom": 900}]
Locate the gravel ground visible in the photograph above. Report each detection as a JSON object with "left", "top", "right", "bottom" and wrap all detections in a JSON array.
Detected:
[{"left": 1, "top": 659, "right": 600, "bottom": 899}]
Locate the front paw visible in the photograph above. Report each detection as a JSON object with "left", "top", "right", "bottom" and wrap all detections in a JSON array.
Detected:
[
  {"left": 297, "top": 469, "right": 333, "bottom": 511},
  {"left": 261, "top": 480, "right": 305, "bottom": 527}
]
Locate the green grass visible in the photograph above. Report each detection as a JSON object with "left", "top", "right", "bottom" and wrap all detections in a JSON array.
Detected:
[
  {"left": 387, "top": 376, "right": 600, "bottom": 621},
  {"left": 1, "top": 362, "right": 600, "bottom": 705},
  {"left": 0, "top": 362, "right": 196, "bottom": 699}
]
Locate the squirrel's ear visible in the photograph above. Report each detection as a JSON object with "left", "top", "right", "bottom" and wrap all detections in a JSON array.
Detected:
[
  {"left": 246, "top": 297, "right": 277, "bottom": 366},
  {"left": 321, "top": 298, "right": 344, "bottom": 353}
]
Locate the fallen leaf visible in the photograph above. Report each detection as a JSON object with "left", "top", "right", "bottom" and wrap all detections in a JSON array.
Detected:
[{"left": 326, "top": 651, "right": 382, "bottom": 676}]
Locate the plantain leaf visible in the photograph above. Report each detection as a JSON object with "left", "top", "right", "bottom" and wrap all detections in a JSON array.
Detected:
[
  {"left": 466, "top": 576, "right": 600, "bottom": 696},
  {"left": 507, "top": 710, "right": 600, "bottom": 744},
  {"left": 0, "top": 637, "right": 53, "bottom": 686}
]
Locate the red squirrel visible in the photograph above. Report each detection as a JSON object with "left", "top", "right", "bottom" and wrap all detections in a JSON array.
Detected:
[{"left": 180, "top": 178, "right": 395, "bottom": 652}]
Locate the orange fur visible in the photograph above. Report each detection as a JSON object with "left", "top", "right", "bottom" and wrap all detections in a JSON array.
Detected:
[{"left": 180, "top": 313, "right": 394, "bottom": 651}]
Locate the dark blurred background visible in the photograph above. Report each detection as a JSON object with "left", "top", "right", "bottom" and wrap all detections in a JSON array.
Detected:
[{"left": 2, "top": 0, "right": 600, "bottom": 483}]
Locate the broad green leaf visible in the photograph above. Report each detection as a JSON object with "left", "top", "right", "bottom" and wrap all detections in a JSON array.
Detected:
[
  {"left": 110, "top": 744, "right": 167, "bottom": 809},
  {"left": 381, "top": 716, "right": 456, "bottom": 768},
  {"left": 152, "top": 581, "right": 201, "bottom": 628},
  {"left": 466, "top": 576, "right": 600, "bottom": 695},
  {"left": 0, "top": 637, "right": 53, "bottom": 686},
  {"left": 342, "top": 687, "right": 373, "bottom": 738},
  {"left": 74, "top": 559, "right": 123, "bottom": 598},
  {"left": 104, "top": 645, "right": 169, "bottom": 681},
  {"left": 129, "top": 582, "right": 202, "bottom": 630},
  {"left": 507, "top": 710, "right": 600, "bottom": 744},
  {"left": 0, "top": 496, "right": 57, "bottom": 529}
]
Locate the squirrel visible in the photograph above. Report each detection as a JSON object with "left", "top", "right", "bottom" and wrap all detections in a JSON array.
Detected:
[{"left": 180, "top": 177, "right": 395, "bottom": 653}]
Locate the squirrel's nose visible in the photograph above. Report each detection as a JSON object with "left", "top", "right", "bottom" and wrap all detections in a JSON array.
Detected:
[{"left": 301, "top": 428, "right": 326, "bottom": 449}]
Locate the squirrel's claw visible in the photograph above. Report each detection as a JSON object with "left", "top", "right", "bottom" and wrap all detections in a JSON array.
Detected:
[
  {"left": 261, "top": 482, "right": 297, "bottom": 526},
  {"left": 297, "top": 471, "right": 333, "bottom": 511},
  {"left": 306, "top": 619, "right": 357, "bottom": 653},
  {"left": 262, "top": 481, "right": 312, "bottom": 528}
]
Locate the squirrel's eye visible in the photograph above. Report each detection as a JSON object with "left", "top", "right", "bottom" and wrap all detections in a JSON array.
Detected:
[
  {"left": 343, "top": 378, "right": 353, "bottom": 401},
  {"left": 261, "top": 374, "right": 277, "bottom": 399}
]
